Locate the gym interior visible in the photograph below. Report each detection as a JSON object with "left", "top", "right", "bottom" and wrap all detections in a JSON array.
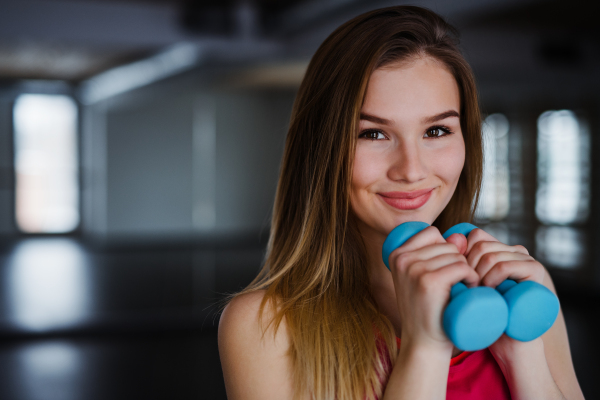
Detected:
[{"left": 0, "top": 0, "right": 598, "bottom": 399}]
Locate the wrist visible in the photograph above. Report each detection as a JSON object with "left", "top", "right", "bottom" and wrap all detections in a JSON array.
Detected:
[
  {"left": 490, "top": 338, "right": 564, "bottom": 400},
  {"left": 492, "top": 336, "right": 545, "bottom": 370},
  {"left": 398, "top": 336, "right": 453, "bottom": 362},
  {"left": 384, "top": 337, "right": 452, "bottom": 399}
]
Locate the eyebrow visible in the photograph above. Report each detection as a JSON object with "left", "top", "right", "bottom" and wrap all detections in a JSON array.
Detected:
[
  {"left": 359, "top": 110, "right": 460, "bottom": 125},
  {"left": 422, "top": 110, "right": 460, "bottom": 124},
  {"left": 359, "top": 113, "right": 391, "bottom": 125}
]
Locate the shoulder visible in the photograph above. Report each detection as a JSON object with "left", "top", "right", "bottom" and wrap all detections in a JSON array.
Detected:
[
  {"left": 219, "top": 290, "right": 289, "bottom": 349},
  {"left": 219, "top": 290, "right": 267, "bottom": 334},
  {"left": 218, "top": 290, "right": 295, "bottom": 400}
]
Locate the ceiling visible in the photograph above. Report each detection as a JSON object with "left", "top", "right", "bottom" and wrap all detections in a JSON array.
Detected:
[{"left": 0, "top": 0, "right": 596, "bottom": 88}]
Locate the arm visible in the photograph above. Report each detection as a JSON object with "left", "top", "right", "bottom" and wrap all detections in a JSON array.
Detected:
[
  {"left": 489, "top": 269, "right": 584, "bottom": 400},
  {"left": 221, "top": 289, "right": 454, "bottom": 400},
  {"left": 541, "top": 270, "right": 585, "bottom": 400},
  {"left": 464, "top": 229, "right": 585, "bottom": 400},
  {"left": 383, "top": 339, "right": 453, "bottom": 399},
  {"left": 218, "top": 290, "right": 299, "bottom": 400},
  {"left": 383, "top": 226, "right": 481, "bottom": 399}
]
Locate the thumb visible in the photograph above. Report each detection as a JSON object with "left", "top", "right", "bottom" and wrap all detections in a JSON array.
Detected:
[{"left": 446, "top": 233, "right": 468, "bottom": 255}]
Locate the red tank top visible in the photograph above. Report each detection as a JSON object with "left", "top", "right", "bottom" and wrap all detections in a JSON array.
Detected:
[{"left": 381, "top": 338, "right": 512, "bottom": 399}]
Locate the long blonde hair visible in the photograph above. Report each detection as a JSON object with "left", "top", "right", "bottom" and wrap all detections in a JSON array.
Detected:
[{"left": 234, "top": 6, "right": 483, "bottom": 399}]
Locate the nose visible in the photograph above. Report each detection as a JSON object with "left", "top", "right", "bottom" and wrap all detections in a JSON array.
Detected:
[{"left": 387, "top": 139, "right": 428, "bottom": 183}]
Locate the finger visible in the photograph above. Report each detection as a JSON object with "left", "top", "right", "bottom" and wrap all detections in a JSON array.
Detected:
[
  {"left": 473, "top": 251, "right": 534, "bottom": 279},
  {"left": 445, "top": 233, "right": 468, "bottom": 255},
  {"left": 391, "top": 242, "right": 461, "bottom": 270},
  {"left": 467, "top": 241, "right": 531, "bottom": 269},
  {"left": 391, "top": 226, "right": 446, "bottom": 255},
  {"left": 405, "top": 253, "right": 469, "bottom": 277},
  {"left": 465, "top": 228, "right": 499, "bottom": 255},
  {"left": 420, "top": 262, "right": 481, "bottom": 294},
  {"left": 480, "top": 260, "right": 546, "bottom": 288}
]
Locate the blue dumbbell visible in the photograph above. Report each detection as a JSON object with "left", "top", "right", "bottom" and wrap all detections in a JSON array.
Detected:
[
  {"left": 382, "top": 221, "right": 508, "bottom": 351},
  {"left": 382, "top": 222, "right": 560, "bottom": 350},
  {"left": 443, "top": 223, "right": 560, "bottom": 342}
]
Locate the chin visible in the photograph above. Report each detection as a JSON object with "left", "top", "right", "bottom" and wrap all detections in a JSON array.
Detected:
[{"left": 390, "top": 210, "right": 435, "bottom": 225}]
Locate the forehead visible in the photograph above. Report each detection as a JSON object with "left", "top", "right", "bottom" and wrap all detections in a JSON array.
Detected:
[{"left": 362, "top": 57, "right": 460, "bottom": 121}]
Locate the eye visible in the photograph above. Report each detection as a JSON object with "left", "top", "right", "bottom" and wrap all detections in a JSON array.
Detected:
[
  {"left": 359, "top": 129, "right": 387, "bottom": 140},
  {"left": 424, "top": 126, "right": 453, "bottom": 139}
]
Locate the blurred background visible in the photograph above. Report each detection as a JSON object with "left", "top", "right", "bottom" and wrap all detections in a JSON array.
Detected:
[{"left": 0, "top": 0, "right": 598, "bottom": 399}]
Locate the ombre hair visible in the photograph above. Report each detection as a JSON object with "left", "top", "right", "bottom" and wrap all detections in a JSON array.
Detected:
[{"left": 234, "top": 6, "right": 482, "bottom": 400}]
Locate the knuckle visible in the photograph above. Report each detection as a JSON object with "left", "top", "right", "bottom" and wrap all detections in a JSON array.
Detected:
[
  {"left": 417, "top": 273, "right": 437, "bottom": 293},
  {"left": 394, "top": 252, "right": 412, "bottom": 272},
  {"left": 406, "top": 262, "right": 422, "bottom": 279},
  {"left": 423, "top": 226, "right": 442, "bottom": 240},
  {"left": 479, "top": 241, "right": 495, "bottom": 251},
  {"left": 514, "top": 245, "right": 529, "bottom": 255},
  {"left": 471, "top": 240, "right": 485, "bottom": 253},
  {"left": 425, "top": 226, "right": 441, "bottom": 235},
  {"left": 469, "top": 228, "right": 485, "bottom": 241},
  {"left": 531, "top": 260, "right": 545, "bottom": 275},
  {"left": 496, "top": 261, "right": 511, "bottom": 274},
  {"left": 481, "top": 252, "right": 497, "bottom": 265}
]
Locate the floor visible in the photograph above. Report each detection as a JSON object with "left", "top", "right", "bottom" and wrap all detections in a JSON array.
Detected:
[
  {"left": 0, "top": 330, "right": 225, "bottom": 400},
  {"left": 0, "top": 236, "right": 597, "bottom": 399}
]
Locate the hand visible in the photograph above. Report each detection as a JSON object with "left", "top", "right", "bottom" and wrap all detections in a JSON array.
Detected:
[
  {"left": 464, "top": 228, "right": 544, "bottom": 288},
  {"left": 456, "top": 228, "right": 548, "bottom": 359},
  {"left": 387, "top": 226, "right": 480, "bottom": 352}
]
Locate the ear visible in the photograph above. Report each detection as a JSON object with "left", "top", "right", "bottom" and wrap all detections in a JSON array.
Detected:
[{"left": 445, "top": 233, "right": 468, "bottom": 255}]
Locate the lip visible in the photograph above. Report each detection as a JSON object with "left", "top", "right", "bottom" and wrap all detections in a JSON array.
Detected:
[{"left": 378, "top": 188, "right": 434, "bottom": 210}]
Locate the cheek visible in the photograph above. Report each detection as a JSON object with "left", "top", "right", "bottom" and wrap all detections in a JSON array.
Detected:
[
  {"left": 351, "top": 146, "right": 384, "bottom": 202},
  {"left": 432, "top": 139, "right": 465, "bottom": 187}
]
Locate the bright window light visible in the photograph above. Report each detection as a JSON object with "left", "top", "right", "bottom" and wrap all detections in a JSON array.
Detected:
[
  {"left": 475, "top": 113, "right": 510, "bottom": 221},
  {"left": 14, "top": 94, "right": 79, "bottom": 233},
  {"left": 536, "top": 110, "right": 589, "bottom": 225},
  {"left": 536, "top": 225, "right": 584, "bottom": 269},
  {"left": 7, "top": 238, "right": 89, "bottom": 332},
  {"left": 18, "top": 342, "right": 83, "bottom": 400}
]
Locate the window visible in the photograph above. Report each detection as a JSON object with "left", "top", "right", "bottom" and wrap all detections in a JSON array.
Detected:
[
  {"left": 7, "top": 238, "right": 89, "bottom": 331},
  {"left": 13, "top": 94, "right": 79, "bottom": 233},
  {"left": 475, "top": 113, "right": 510, "bottom": 221},
  {"left": 535, "top": 110, "right": 589, "bottom": 269},
  {"left": 535, "top": 226, "right": 585, "bottom": 270},
  {"left": 536, "top": 110, "right": 589, "bottom": 225}
]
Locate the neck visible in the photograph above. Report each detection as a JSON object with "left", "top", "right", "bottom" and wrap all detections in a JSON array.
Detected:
[
  {"left": 362, "top": 226, "right": 464, "bottom": 358},
  {"left": 360, "top": 228, "right": 403, "bottom": 337}
]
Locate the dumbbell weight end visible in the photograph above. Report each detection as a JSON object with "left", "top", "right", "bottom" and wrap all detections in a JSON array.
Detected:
[
  {"left": 442, "top": 223, "right": 560, "bottom": 343},
  {"left": 499, "top": 280, "right": 560, "bottom": 341}
]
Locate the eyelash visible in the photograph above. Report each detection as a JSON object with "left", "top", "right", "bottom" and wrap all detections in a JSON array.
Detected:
[
  {"left": 425, "top": 125, "right": 454, "bottom": 139},
  {"left": 358, "top": 125, "right": 454, "bottom": 140}
]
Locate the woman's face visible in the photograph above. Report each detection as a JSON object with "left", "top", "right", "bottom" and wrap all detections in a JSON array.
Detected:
[{"left": 350, "top": 56, "right": 465, "bottom": 240}]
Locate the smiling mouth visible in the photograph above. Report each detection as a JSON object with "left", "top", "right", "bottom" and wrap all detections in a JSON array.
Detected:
[{"left": 378, "top": 189, "right": 434, "bottom": 210}]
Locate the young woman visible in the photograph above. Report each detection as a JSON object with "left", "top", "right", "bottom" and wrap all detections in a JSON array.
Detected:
[{"left": 218, "top": 6, "right": 584, "bottom": 400}]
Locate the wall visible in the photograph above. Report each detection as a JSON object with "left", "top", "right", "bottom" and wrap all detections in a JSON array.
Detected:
[
  {"left": 214, "top": 90, "right": 293, "bottom": 235},
  {"left": 81, "top": 69, "right": 297, "bottom": 242},
  {"left": 0, "top": 98, "right": 13, "bottom": 236}
]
